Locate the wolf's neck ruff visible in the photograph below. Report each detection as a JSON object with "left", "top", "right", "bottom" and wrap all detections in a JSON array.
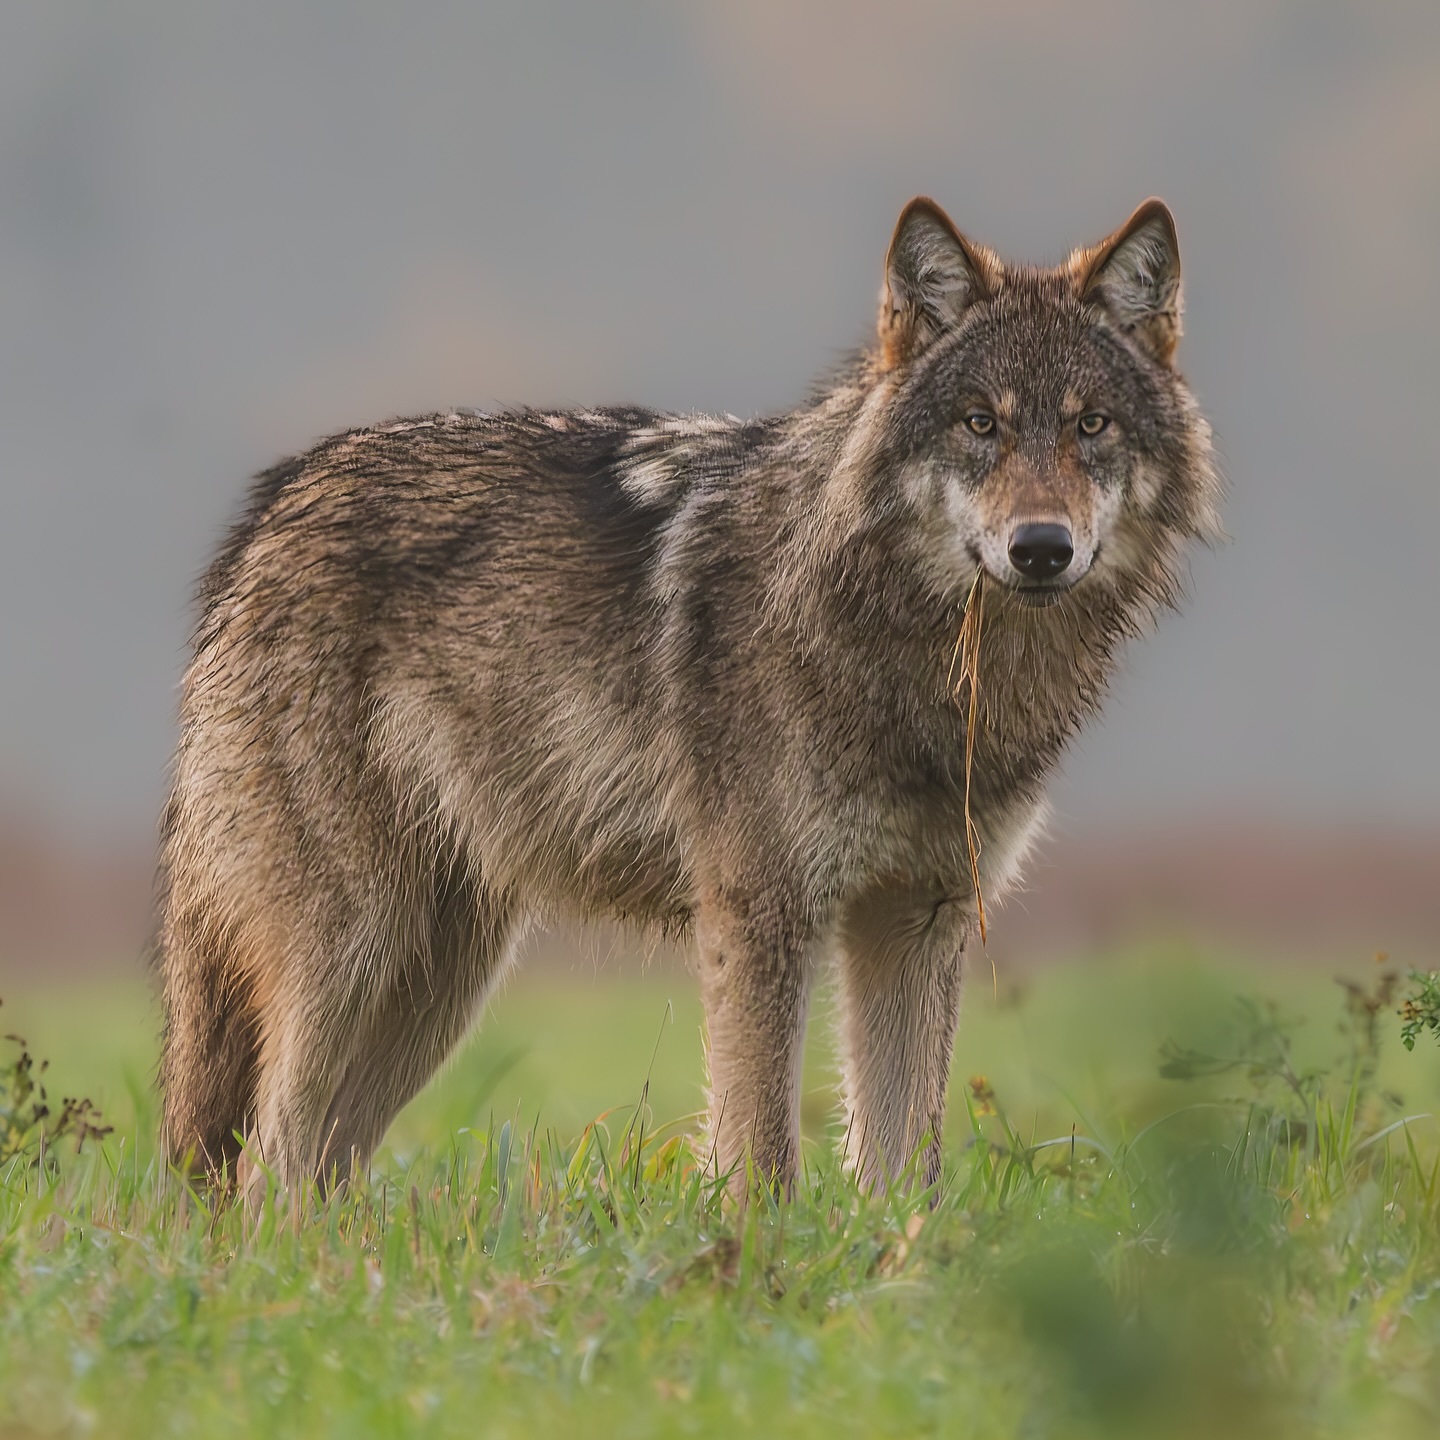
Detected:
[{"left": 158, "top": 195, "right": 1220, "bottom": 1199}]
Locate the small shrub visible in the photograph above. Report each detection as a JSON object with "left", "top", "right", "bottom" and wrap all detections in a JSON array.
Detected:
[
  {"left": 0, "top": 998, "right": 110, "bottom": 1169},
  {"left": 1398, "top": 967, "right": 1440, "bottom": 1052},
  {"left": 1157, "top": 992, "right": 1321, "bottom": 1123}
]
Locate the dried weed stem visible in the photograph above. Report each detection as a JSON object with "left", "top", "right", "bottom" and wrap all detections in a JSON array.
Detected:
[{"left": 948, "top": 572, "right": 989, "bottom": 946}]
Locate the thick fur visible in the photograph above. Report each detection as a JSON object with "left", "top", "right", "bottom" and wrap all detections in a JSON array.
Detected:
[{"left": 158, "top": 198, "right": 1220, "bottom": 1194}]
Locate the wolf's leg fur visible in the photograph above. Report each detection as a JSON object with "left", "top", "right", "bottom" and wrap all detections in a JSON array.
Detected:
[
  {"left": 837, "top": 885, "right": 969, "bottom": 1189},
  {"left": 244, "top": 957, "right": 368, "bottom": 1200},
  {"left": 161, "top": 919, "right": 261, "bottom": 1176},
  {"left": 695, "top": 884, "right": 817, "bottom": 1191},
  {"left": 317, "top": 879, "right": 516, "bottom": 1180}
]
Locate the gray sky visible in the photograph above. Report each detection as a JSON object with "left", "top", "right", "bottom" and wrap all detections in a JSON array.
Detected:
[{"left": 1, "top": 0, "right": 1437, "bottom": 840}]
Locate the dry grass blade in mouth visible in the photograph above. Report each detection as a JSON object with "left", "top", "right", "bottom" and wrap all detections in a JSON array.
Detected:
[{"left": 948, "top": 571, "right": 988, "bottom": 945}]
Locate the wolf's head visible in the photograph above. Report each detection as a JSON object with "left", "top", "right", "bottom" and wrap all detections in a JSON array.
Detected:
[{"left": 859, "top": 196, "right": 1220, "bottom": 610}]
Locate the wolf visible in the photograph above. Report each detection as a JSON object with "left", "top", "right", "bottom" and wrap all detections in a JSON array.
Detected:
[{"left": 158, "top": 195, "right": 1220, "bottom": 1197}]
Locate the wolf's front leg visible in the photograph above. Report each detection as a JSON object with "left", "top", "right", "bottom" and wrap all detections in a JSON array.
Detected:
[
  {"left": 695, "top": 883, "right": 818, "bottom": 1192},
  {"left": 837, "top": 884, "right": 969, "bottom": 1190}
]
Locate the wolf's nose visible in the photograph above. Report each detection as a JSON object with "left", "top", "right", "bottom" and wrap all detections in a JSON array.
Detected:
[{"left": 1008, "top": 523, "right": 1074, "bottom": 580}]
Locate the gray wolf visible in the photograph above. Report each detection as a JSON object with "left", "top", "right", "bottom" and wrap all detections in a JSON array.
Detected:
[{"left": 158, "top": 196, "right": 1220, "bottom": 1195}]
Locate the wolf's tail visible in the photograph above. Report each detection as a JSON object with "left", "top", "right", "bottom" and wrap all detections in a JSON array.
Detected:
[{"left": 158, "top": 906, "right": 261, "bottom": 1178}]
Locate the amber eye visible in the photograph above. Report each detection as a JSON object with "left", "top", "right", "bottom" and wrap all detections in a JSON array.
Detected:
[
  {"left": 1078, "top": 412, "right": 1109, "bottom": 437},
  {"left": 965, "top": 413, "right": 996, "bottom": 436}
]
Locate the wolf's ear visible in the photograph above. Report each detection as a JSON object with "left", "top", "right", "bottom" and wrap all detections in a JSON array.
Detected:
[
  {"left": 879, "top": 197, "right": 996, "bottom": 368},
  {"left": 1078, "top": 199, "right": 1183, "bottom": 364}
]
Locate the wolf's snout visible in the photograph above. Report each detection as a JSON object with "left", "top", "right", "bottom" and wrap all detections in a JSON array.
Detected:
[{"left": 1007, "top": 523, "right": 1074, "bottom": 580}]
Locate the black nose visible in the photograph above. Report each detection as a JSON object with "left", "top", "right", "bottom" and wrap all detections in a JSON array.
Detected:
[{"left": 1008, "top": 522, "right": 1074, "bottom": 580}]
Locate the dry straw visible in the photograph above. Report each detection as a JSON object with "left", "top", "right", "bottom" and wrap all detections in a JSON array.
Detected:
[{"left": 947, "top": 571, "right": 989, "bottom": 945}]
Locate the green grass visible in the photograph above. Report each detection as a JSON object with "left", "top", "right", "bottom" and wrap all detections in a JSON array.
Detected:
[{"left": 3, "top": 946, "right": 1439, "bottom": 1438}]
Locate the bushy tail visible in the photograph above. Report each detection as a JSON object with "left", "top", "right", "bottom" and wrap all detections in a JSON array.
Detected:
[{"left": 159, "top": 915, "right": 260, "bottom": 1177}]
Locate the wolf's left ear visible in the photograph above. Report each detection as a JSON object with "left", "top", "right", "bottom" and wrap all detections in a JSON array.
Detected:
[
  {"left": 1078, "top": 199, "right": 1183, "bottom": 364},
  {"left": 879, "top": 197, "right": 997, "bottom": 368}
]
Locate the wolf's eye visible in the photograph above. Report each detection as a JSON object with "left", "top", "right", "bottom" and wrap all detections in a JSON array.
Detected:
[
  {"left": 1078, "top": 413, "right": 1109, "bottom": 437},
  {"left": 965, "top": 413, "right": 996, "bottom": 436}
]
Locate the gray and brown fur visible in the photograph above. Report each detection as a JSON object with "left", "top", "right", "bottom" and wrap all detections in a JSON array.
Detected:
[{"left": 158, "top": 197, "right": 1221, "bottom": 1195}]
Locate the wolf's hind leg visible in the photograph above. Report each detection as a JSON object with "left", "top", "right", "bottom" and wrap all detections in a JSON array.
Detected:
[
  {"left": 836, "top": 884, "right": 969, "bottom": 1190},
  {"left": 318, "top": 878, "right": 517, "bottom": 1179},
  {"left": 245, "top": 961, "right": 368, "bottom": 1201},
  {"left": 160, "top": 919, "right": 261, "bottom": 1177}
]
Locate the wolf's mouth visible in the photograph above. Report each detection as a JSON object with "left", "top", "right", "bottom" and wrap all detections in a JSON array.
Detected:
[
  {"left": 1010, "top": 584, "right": 1071, "bottom": 609},
  {"left": 984, "top": 572, "right": 1086, "bottom": 608},
  {"left": 978, "top": 550, "right": 1097, "bottom": 608},
  {"left": 967, "top": 547, "right": 1092, "bottom": 608}
]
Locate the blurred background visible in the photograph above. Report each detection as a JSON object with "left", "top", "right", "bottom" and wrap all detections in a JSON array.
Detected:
[{"left": 2, "top": 0, "right": 1438, "bottom": 993}]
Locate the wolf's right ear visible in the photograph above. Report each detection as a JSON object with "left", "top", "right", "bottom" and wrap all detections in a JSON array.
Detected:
[{"left": 879, "top": 197, "right": 996, "bottom": 369}]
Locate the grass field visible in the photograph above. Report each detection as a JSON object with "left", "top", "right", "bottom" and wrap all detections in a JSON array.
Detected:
[{"left": 3, "top": 944, "right": 1439, "bottom": 1438}]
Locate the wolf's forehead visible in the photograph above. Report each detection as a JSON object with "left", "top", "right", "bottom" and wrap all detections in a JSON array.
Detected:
[{"left": 942, "top": 299, "right": 1102, "bottom": 408}]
